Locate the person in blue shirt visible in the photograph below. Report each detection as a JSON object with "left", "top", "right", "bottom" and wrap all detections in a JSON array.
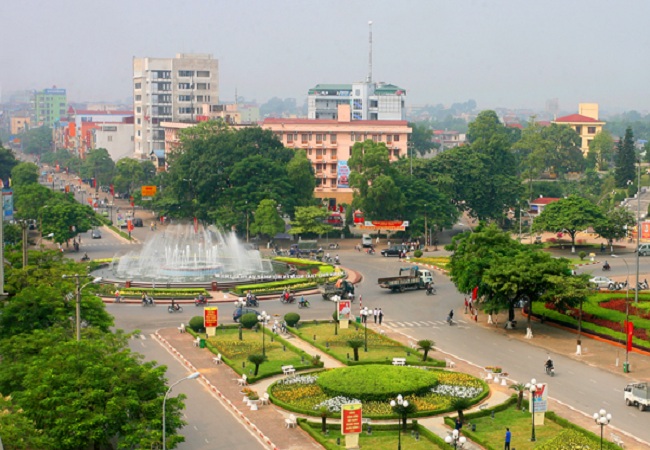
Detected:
[{"left": 504, "top": 427, "right": 511, "bottom": 450}]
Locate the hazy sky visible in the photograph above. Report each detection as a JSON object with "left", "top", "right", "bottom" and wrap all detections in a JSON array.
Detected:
[{"left": 2, "top": 0, "right": 650, "bottom": 113}]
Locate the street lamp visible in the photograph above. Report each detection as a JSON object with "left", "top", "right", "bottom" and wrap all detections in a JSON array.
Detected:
[
  {"left": 332, "top": 295, "right": 340, "bottom": 335},
  {"left": 611, "top": 254, "right": 631, "bottom": 371},
  {"left": 162, "top": 372, "right": 200, "bottom": 450},
  {"left": 362, "top": 307, "right": 369, "bottom": 352},
  {"left": 444, "top": 429, "right": 466, "bottom": 449},
  {"left": 389, "top": 394, "right": 409, "bottom": 450},
  {"left": 593, "top": 409, "right": 611, "bottom": 450},
  {"left": 257, "top": 311, "right": 270, "bottom": 355},
  {"left": 62, "top": 274, "right": 102, "bottom": 341},
  {"left": 635, "top": 159, "right": 641, "bottom": 305},
  {"left": 525, "top": 379, "right": 540, "bottom": 441}
]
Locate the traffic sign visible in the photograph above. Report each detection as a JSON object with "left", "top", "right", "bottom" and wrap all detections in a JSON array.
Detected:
[{"left": 141, "top": 185, "right": 157, "bottom": 197}]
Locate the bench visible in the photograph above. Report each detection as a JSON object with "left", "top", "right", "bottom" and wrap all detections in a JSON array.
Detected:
[
  {"left": 409, "top": 340, "right": 418, "bottom": 350},
  {"left": 392, "top": 358, "right": 406, "bottom": 366},
  {"left": 478, "top": 403, "right": 489, "bottom": 410},
  {"left": 178, "top": 323, "right": 186, "bottom": 333},
  {"left": 282, "top": 365, "right": 296, "bottom": 376},
  {"left": 235, "top": 374, "right": 248, "bottom": 386},
  {"left": 212, "top": 354, "right": 223, "bottom": 365},
  {"left": 445, "top": 358, "right": 456, "bottom": 368},
  {"left": 192, "top": 337, "right": 201, "bottom": 347},
  {"left": 611, "top": 433, "right": 625, "bottom": 448}
]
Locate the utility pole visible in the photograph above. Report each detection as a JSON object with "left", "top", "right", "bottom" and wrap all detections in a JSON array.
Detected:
[
  {"left": 20, "top": 220, "right": 28, "bottom": 268},
  {"left": 0, "top": 216, "right": 5, "bottom": 297},
  {"left": 636, "top": 159, "right": 641, "bottom": 304}
]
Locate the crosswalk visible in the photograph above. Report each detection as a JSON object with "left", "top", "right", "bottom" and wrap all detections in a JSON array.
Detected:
[{"left": 385, "top": 319, "right": 469, "bottom": 328}]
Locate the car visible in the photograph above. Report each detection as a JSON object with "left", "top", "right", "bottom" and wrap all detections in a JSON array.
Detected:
[
  {"left": 233, "top": 307, "right": 259, "bottom": 322},
  {"left": 381, "top": 245, "right": 409, "bottom": 257},
  {"left": 589, "top": 276, "right": 614, "bottom": 290},
  {"left": 91, "top": 228, "right": 102, "bottom": 239},
  {"left": 132, "top": 218, "right": 143, "bottom": 227},
  {"left": 638, "top": 243, "right": 650, "bottom": 256}
]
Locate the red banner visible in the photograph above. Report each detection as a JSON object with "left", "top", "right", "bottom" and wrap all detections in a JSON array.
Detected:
[
  {"left": 472, "top": 286, "right": 478, "bottom": 301},
  {"left": 341, "top": 403, "right": 362, "bottom": 435},
  {"left": 204, "top": 307, "right": 218, "bottom": 328},
  {"left": 127, "top": 220, "right": 134, "bottom": 232},
  {"left": 626, "top": 321, "right": 634, "bottom": 351},
  {"left": 109, "top": 184, "right": 114, "bottom": 197}
]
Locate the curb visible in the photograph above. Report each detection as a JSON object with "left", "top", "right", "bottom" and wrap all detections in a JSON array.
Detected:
[{"left": 154, "top": 331, "right": 280, "bottom": 450}]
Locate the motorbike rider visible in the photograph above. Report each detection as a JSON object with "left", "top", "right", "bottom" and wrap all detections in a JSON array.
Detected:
[
  {"left": 426, "top": 282, "right": 435, "bottom": 294},
  {"left": 603, "top": 260, "right": 610, "bottom": 270},
  {"left": 545, "top": 357, "right": 554, "bottom": 372},
  {"left": 334, "top": 254, "right": 340, "bottom": 264},
  {"left": 447, "top": 309, "right": 454, "bottom": 323},
  {"left": 197, "top": 293, "right": 206, "bottom": 304},
  {"left": 171, "top": 298, "right": 179, "bottom": 311},
  {"left": 82, "top": 252, "right": 89, "bottom": 261},
  {"left": 299, "top": 296, "right": 307, "bottom": 307}
]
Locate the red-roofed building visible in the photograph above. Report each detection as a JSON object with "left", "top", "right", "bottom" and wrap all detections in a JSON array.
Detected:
[
  {"left": 529, "top": 196, "right": 561, "bottom": 217},
  {"left": 552, "top": 103, "right": 605, "bottom": 154}
]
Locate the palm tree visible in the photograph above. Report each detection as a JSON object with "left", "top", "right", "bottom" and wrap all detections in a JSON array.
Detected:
[
  {"left": 247, "top": 353, "right": 267, "bottom": 376},
  {"left": 347, "top": 337, "right": 365, "bottom": 361},
  {"left": 319, "top": 406, "right": 328, "bottom": 433},
  {"left": 450, "top": 397, "right": 472, "bottom": 425},
  {"left": 417, "top": 339, "right": 435, "bottom": 361},
  {"left": 509, "top": 383, "right": 526, "bottom": 409}
]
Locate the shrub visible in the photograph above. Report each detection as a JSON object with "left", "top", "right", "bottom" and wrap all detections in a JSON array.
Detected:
[
  {"left": 284, "top": 312, "right": 301, "bottom": 327},
  {"left": 188, "top": 316, "right": 205, "bottom": 332},
  {"left": 240, "top": 312, "right": 259, "bottom": 329},
  {"left": 414, "top": 249, "right": 423, "bottom": 258},
  {"left": 578, "top": 251, "right": 587, "bottom": 261}
]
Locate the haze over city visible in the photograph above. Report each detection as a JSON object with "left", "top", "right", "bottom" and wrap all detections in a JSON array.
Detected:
[{"left": 2, "top": 0, "right": 650, "bottom": 112}]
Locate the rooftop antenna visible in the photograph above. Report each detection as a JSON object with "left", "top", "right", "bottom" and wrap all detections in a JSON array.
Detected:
[{"left": 368, "top": 21, "right": 373, "bottom": 83}]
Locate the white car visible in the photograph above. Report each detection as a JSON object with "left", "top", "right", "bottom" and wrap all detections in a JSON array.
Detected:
[{"left": 589, "top": 276, "right": 615, "bottom": 290}]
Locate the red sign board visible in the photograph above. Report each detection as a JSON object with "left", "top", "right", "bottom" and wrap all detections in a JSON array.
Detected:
[
  {"left": 341, "top": 403, "right": 362, "bottom": 435},
  {"left": 204, "top": 307, "right": 218, "bottom": 328}
]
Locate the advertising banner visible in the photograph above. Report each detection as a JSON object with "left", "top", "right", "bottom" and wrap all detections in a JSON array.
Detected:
[
  {"left": 358, "top": 220, "right": 409, "bottom": 231},
  {"left": 204, "top": 307, "right": 218, "bottom": 327},
  {"left": 626, "top": 321, "right": 634, "bottom": 351},
  {"left": 337, "top": 160, "right": 350, "bottom": 188},
  {"left": 530, "top": 383, "right": 548, "bottom": 413},
  {"left": 2, "top": 189, "right": 13, "bottom": 221},
  {"left": 141, "top": 185, "right": 157, "bottom": 197},
  {"left": 341, "top": 403, "right": 363, "bottom": 435},
  {"left": 338, "top": 300, "right": 352, "bottom": 321}
]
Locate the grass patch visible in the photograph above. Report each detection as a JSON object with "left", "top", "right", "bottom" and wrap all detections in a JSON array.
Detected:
[
  {"left": 291, "top": 321, "right": 445, "bottom": 367},
  {"left": 200, "top": 325, "right": 320, "bottom": 382},
  {"left": 411, "top": 256, "right": 450, "bottom": 270}
]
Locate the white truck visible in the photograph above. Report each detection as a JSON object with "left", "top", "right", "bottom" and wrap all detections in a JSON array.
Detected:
[
  {"left": 378, "top": 266, "right": 434, "bottom": 293},
  {"left": 624, "top": 382, "right": 650, "bottom": 411}
]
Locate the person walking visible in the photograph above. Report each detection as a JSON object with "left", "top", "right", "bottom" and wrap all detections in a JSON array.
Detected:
[
  {"left": 464, "top": 297, "right": 469, "bottom": 314},
  {"left": 378, "top": 308, "right": 384, "bottom": 325},
  {"left": 504, "top": 428, "right": 511, "bottom": 450},
  {"left": 373, "top": 308, "right": 378, "bottom": 323}
]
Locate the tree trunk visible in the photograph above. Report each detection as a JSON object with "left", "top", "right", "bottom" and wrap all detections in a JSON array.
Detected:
[
  {"left": 254, "top": 364, "right": 260, "bottom": 376},
  {"left": 353, "top": 348, "right": 359, "bottom": 361},
  {"left": 517, "top": 391, "right": 523, "bottom": 409},
  {"left": 508, "top": 302, "right": 515, "bottom": 322},
  {"left": 422, "top": 350, "right": 429, "bottom": 361},
  {"left": 321, "top": 416, "right": 327, "bottom": 433}
]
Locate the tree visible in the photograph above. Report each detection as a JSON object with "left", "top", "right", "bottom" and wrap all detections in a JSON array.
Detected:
[
  {"left": 615, "top": 127, "right": 636, "bottom": 188},
  {"left": 450, "top": 397, "right": 472, "bottom": 424},
  {"left": 81, "top": 148, "right": 115, "bottom": 188},
  {"left": 21, "top": 126, "right": 52, "bottom": 155},
  {"left": 285, "top": 149, "right": 316, "bottom": 214},
  {"left": 409, "top": 122, "right": 438, "bottom": 156},
  {"left": 112, "top": 157, "right": 150, "bottom": 195},
  {"left": 250, "top": 199, "right": 285, "bottom": 239},
  {"left": 594, "top": 207, "right": 636, "bottom": 252},
  {"left": 417, "top": 339, "right": 435, "bottom": 361},
  {"left": 532, "top": 195, "right": 605, "bottom": 253},
  {"left": 509, "top": 383, "right": 526, "bottom": 409},
  {"left": 589, "top": 130, "right": 615, "bottom": 170},
  {"left": 10, "top": 162, "right": 39, "bottom": 187},
  {"left": 288, "top": 206, "right": 332, "bottom": 237},
  {"left": 12, "top": 183, "right": 53, "bottom": 222},
  {"left": 0, "top": 394, "right": 53, "bottom": 449},
  {"left": 0, "top": 144, "right": 18, "bottom": 180},
  {"left": 346, "top": 337, "right": 365, "bottom": 361},
  {"left": 40, "top": 196, "right": 97, "bottom": 244},
  {"left": 247, "top": 353, "right": 267, "bottom": 376}
]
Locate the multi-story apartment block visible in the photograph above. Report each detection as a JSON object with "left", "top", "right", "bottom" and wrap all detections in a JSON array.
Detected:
[
  {"left": 32, "top": 88, "right": 67, "bottom": 127},
  {"left": 263, "top": 104, "right": 411, "bottom": 205},
  {"left": 133, "top": 53, "right": 219, "bottom": 158},
  {"left": 552, "top": 103, "right": 605, "bottom": 154},
  {"left": 308, "top": 81, "right": 406, "bottom": 121}
]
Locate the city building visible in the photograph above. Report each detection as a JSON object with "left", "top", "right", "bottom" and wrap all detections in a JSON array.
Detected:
[
  {"left": 263, "top": 104, "right": 411, "bottom": 205},
  {"left": 307, "top": 82, "right": 406, "bottom": 121},
  {"left": 432, "top": 130, "right": 466, "bottom": 151},
  {"left": 133, "top": 53, "right": 219, "bottom": 159},
  {"left": 32, "top": 87, "right": 67, "bottom": 127},
  {"left": 552, "top": 103, "right": 605, "bottom": 154},
  {"left": 10, "top": 116, "right": 30, "bottom": 135}
]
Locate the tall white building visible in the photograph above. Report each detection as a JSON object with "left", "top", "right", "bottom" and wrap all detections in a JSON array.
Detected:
[
  {"left": 307, "top": 81, "right": 406, "bottom": 121},
  {"left": 133, "top": 53, "right": 219, "bottom": 158}
]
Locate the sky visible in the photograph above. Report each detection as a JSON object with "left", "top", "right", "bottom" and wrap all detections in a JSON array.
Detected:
[{"left": 2, "top": 0, "right": 650, "bottom": 114}]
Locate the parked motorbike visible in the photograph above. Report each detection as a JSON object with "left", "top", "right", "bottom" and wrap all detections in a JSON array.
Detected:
[
  {"left": 142, "top": 295, "right": 155, "bottom": 307},
  {"left": 167, "top": 304, "right": 183, "bottom": 313},
  {"left": 194, "top": 296, "right": 208, "bottom": 307}
]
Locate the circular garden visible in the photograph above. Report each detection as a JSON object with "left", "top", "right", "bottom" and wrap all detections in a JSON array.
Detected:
[{"left": 269, "top": 365, "right": 487, "bottom": 418}]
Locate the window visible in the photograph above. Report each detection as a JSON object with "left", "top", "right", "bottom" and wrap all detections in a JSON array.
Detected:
[
  {"left": 372, "top": 134, "right": 378, "bottom": 142},
  {"left": 135, "top": 95, "right": 141, "bottom": 101},
  {"left": 137, "top": 118, "right": 141, "bottom": 125},
  {"left": 178, "top": 70, "right": 195, "bottom": 77},
  {"left": 316, "top": 149, "right": 323, "bottom": 156},
  {"left": 107, "top": 136, "right": 113, "bottom": 142},
  {"left": 353, "top": 99, "right": 363, "bottom": 110},
  {"left": 196, "top": 83, "right": 208, "bottom": 90},
  {"left": 331, "top": 134, "right": 337, "bottom": 144},
  {"left": 393, "top": 149, "right": 400, "bottom": 157},
  {"left": 287, "top": 134, "right": 294, "bottom": 143},
  {"left": 196, "top": 95, "right": 204, "bottom": 102},
  {"left": 316, "top": 134, "right": 323, "bottom": 143},
  {"left": 575, "top": 126, "right": 582, "bottom": 134},
  {"left": 394, "top": 135, "right": 400, "bottom": 142},
  {"left": 136, "top": 107, "right": 142, "bottom": 113},
  {"left": 178, "top": 95, "right": 192, "bottom": 101},
  {"left": 178, "top": 83, "right": 192, "bottom": 90},
  {"left": 331, "top": 149, "right": 337, "bottom": 158},
  {"left": 197, "top": 70, "right": 210, "bottom": 77},
  {"left": 301, "top": 134, "right": 308, "bottom": 143},
  {"left": 588, "top": 126, "right": 596, "bottom": 134},
  {"left": 135, "top": 82, "right": 142, "bottom": 89},
  {"left": 308, "top": 148, "right": 312, "bottom": 155},
  {"left": 137, "top": 130, "right": 141, "bottom": 137}
]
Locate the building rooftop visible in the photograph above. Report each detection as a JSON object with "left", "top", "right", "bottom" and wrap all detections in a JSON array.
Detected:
[
  {"left": 263, "top": 118, "right": 409, "bottom": 127},
  {"left": 554, "top": 114, "right": 602, "bottom": 123},
  {"left": 530, "top": 197, "right": 561, "bottom": 205},
  {"left": 308, "top": 84, "right": 353, "bottom": 94},
  {"left": 374, "top": 84, "right": 406, "bottom": 95}
]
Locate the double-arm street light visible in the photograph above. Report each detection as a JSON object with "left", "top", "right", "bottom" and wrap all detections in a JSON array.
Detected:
[
  {"left": 611, "top": 254, "right": 631, "bottom": 372},
  {"left": 61, "top": 274, "right": 102, "bottom": 341},
  {"left": 390, "top": 394, "right": 409, "bottom": 450},
  {"left": 162, "top": 372, "right": 200, "bottom": 450},
  {"left": 445, "top": 429, "right": 466, "bottom": 449},
  {"left": 361, "top": 306, "right": 369, "bottom": 351},
  {"left": 257, "top": 311, "right": 270, "bottom": 355},
  {"left": 593, "top": 409, "right": 611, "bottom": 450},
  {"left": 525, "top": 379, "right": 541, "bottom": 441}
]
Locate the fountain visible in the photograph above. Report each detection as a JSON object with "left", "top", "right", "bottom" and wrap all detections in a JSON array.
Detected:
[{"left": 109, "top": 224, "right": 276, "bottom": 282}]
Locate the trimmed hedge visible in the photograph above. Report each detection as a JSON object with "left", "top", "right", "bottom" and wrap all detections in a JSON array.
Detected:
[
  {"left": 284, "top": 312, "right": 300, "bottom": 327},
  {"left": 317, "top": 366, "right": 439, "bottom": 402},
  {"left": 188, "top": 316, "right": 205, "bottom": 332}
]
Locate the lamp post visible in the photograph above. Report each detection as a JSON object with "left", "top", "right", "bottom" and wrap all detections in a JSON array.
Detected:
[
  {"left": 332, "top": 295, "right": 340, "bottom": 335},
  {"left": 635, "top": 159, "right": 641, "bottom": 305},
  {"left": 62, "top": 274, "right": 102, "bottom": 341},
  {"left": 389, "top": 394, "right": 409, "bottom": 450},
  {"left": 611, "top": 254, "right": 631, "bottom": 371},
  {"left": 162, "top": 372, "right": 200, "bottom": 450},
  {"left": 593, "top": 409, "right": 611, "bottom": 450},
  {"left": 362, "top": 306, "right": 368, "bottom": 352},
  {"left": 525, "top": 379, "right": 540, "bottom": 441},
  {"left": 444, "top": 429, "right": 466, "bottom": 449},
  {"left": 257, "top": 311, "right": 270, "bottom": 355}
]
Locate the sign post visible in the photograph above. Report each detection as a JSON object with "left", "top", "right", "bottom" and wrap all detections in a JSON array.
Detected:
[
  {"left": 341, "top": 403, "right": 362, "bottom": 449},
  {"left": 338, "top": 300, "right": 351, "bottom": 329},
  {"left": 204, "top": 307, "right": 219, "bottom": 336},
  {"left": 530, "top": 383, "right": 548, "bottom": 425}
]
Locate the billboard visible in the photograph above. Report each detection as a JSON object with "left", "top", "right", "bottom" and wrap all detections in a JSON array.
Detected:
[
  {"left": 337, "top": 160, "right": 350, "bottom": 188},
  {"left": 338, "top": 300, "right": 352, "bottom": 321},
  {"left": 530, "top": 383, "right": 548, "bottom": 413},
  {"left": 357, "top": 220, "right": 409, "bottom": 231},
  {"left": 2, "top": 189, "right": 13, "bottom": 221},
  {"left": 341, "top": 403, "right": 363, "bottom": 435},
  {"left": 204, "top": 307, "right": 219, "bottom": 328},
  {"left": 141, "top": 185, "right": 157, "bottom": 197}
]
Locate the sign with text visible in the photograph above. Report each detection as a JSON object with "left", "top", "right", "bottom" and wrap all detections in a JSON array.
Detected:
[
  {"left": 358, "top": 220, "right": 409, "bottom": 231},
  {"left": 204, "top": 307, "right": 218, "bottom": 336},
  {"left": 530, "top": 383, "right": 548, "bottom": 413},
  {"left": 141, "top": 185, "right": 157, "bottom": 197},
  {"left": 338, "top": 300, "right": 352, "bottom": 321},
  {"left": 341, "top": 403, "right": 362, "bottom": 435}
]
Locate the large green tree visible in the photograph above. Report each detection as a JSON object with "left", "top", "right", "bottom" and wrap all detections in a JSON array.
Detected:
[
  {"left": 0, "top": 144, "right": 18, "bottom": 180},
  {"left": 21, "top": 126, "right": 52, "bottom": 155},
  {"left": 10, "top": 162, "right": 39, "bottom": 187},
  {"left": 288, "top": 206, "right": 332, "bottom": 237},
  {"left": 615, "top": 127, "right": 636, "bottom": 188},
  {"left": 81, "top": 148, "right": 115, "bottom": 189},
  {"left": 593, "top": 207, "right": 636, "bottom": 252},
  {"left": 409, "top": 122, "right": 437, "bottom": 156},
  {"left": 532, "top": 195, "right": 605, "bottom": 253},
  {"left": 588, "top": 130, "right": 615, "bottom": 170},
  {"left": 250, "top": 199, "right": 285, "bottom": 239},
  {"left": 112, "top": 158, "right": 156, "bottom": 196}
]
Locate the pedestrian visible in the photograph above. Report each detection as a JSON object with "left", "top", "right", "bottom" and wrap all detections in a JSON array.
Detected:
[
  {"left": 376, "top": 235, "right": 380, "bottom": 244},
  {"left": 114, "top": 289, "right": 121, "bottom": 303},
  {"left": 474, "top": 311, "right": 478, "bottom": 322},
  {"left": 504, "top": 427, "right": 511, "bottom": 450},
  {"left": 387, "top": 240, "right": 391, "bottom": 248},
  {"left": 373, "top": 307, "right": 378, "bottom": 323},
  {"left": 455, "top": 417, "right": 462, "bottom": 430},
  {"left": 600, "top": 242, "right": 606, "bottom": 253},
  {"left": 378, "top": 308, "right": 384, "bottom": 325},
  {"left": 464, "top": 298, "right": 469, "bottom": 314}
]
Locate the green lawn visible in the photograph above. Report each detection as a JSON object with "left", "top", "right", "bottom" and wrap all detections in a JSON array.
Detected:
[
  {"left": 204, "top": 326, "right": 318, "bottom": 381},
  {"left": 293, "top": 322, "right": 444, "bottom": 366}
]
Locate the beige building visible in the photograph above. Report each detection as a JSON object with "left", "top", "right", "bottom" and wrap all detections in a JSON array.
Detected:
[
  {"left": 10, "top": 116, "right": 30, "bottom": 135},
  {"left": 553, "top": 103, "right": 605, "bottom": 154},
  {"left": 133, "top": 53, "right": 219, "bottom": 159},
  {"left": 263, "top": 104, "right": 411, "bottom": 205}
]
